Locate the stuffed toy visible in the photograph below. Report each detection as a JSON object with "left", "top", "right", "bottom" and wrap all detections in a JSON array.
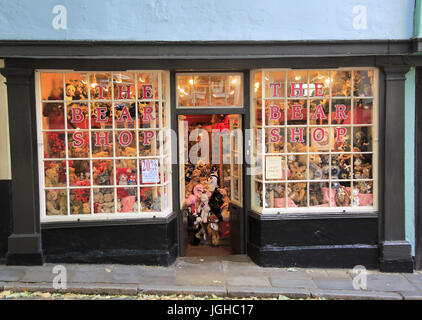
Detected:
[
  {"left": 58, "top": 189, "right": 67, "bottom": 215},
  {"left": 192, "top": 215, "right": 203, "bottom": 245},
  {"left": 82, "top": 202, "right": 90, "bottom": 214},
  {"left": 289, "top": 163, "right": 307, "bottom": 180},
  {"left": 65, "top": 83, "right": 76, "bottom": 100},
  {"left": 309, "top": 154, "right": 322, "bottom": 180},
  {"left": 197, "top": 193, "right": 211, "bottom": 224},
  {"left": 351, "top": 188, "right": 360, "bottom": 207},
  {"left": 309, "top": 183, "right": 324, "bottom": 206},
  {"left": 219, "top": 188, "right": 230, "bottom": 222},
  {"left": 100, "top": 193, "right": 114, "bottom": 213},
  {"left": 45, "top": 167, "right": 59, "bottom": 187},
  {"left": 335, "top": 185, "right": 348, "bottom": 207},
  {"left": 289, "top": 183, "right": 306, "bottom": 206},
  {"left": 209, "top": 189, "right": 224, "bottom": 220},
  {"left": 207, "top": 213, "right": 220, "bottom": 246},
  {"left": 185, "top": 164, "right": 195, "bottom": 182},
  {"left": 120, "top": 195, "right": 136, "bottom": 212},
  {"left": 354, "top": 130, "right": 370, "bottom": 151},
  {"left": 339, "top": 166, "right": 351, "bottom": 180},
  {"left": 46, "top": 190, "right": 61, "bottom": 215}
]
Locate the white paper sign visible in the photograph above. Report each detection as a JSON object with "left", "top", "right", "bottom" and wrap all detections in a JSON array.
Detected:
[
  {"left": 265, "top": 156, "right": 283, "bottom": 180},
  {"left": 141, "top": 159, "right": 159, "bottom": 183}
]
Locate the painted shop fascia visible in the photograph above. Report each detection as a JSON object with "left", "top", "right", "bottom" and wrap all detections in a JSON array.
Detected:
[{"left": 0, "top": 39, "right": 419, "bottom": 273}]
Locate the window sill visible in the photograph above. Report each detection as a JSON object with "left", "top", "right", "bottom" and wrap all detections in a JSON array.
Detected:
[
  {"left": 41, "top": 211, "right": 177, "bottom": 229},
  {"left": 248, "top": 210, "right": 378, "bottom": 220}
]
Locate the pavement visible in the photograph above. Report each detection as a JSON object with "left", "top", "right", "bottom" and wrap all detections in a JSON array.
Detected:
[{"left": 0, "top": 255, "right": 422, "bottom": 300}]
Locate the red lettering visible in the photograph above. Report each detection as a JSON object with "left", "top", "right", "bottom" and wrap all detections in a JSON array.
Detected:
[
  {"left": 97, "top": 85, "right": 106, "bottom": 99},
  {"left": 336, "top": 127, "right": 347, "bottom": 142},
  {"left": 141, "top": 85, "right": 154, "bottom": 99},
  {"left": 292, "top": 105, "right": 304, "bottom": 120},
  {"left": 71, "top": 107, "right": 84, "bottom": 123},
  {"left": 312, "top": 104, "right": 328, "bottom": 120},
  {"left": 314, "top": 83, "right": 324, "bottom": 97},
  {"left": 269, "top": 105, "right": 281, "bottom": 120},
  {"left": 72, "top": 132, "right": 84, "bottom": 147},
  {"left": 335, "top": 104, "right": 348, "bottom": 120},
  {"left": 312, "top": 128, "right": 325, "bottom": 142},
  {"left": 118, "top": 85, "right": 131, "bottom": 99},
  {"left": 117, "top": 106, "right": 133, "bottom": 122},
  {"left": 290, "top": 128, "right": 304, "bottom": 143},
  {"left": 291, "top": 83, "right": 304, "bottom": 97},
  {"left": 143, "top": 131, "right": 154, "bottom": 145},
  {"left": 94, "top": 131, "right": 110, "bottom": 147},
  {"left": 142, "top": 106, "right": 156, "bottom": 123},
  {"left": 269, "top": 82, "right": 281, "bottom": 97},
  {"left": 119, "top": 131, "right": 133, "bottom": 147},
  {"left": 96, "top": 106, "right": 108, "bottom": 122},
  {"left": 269, "top": 128, "right": 281, "bottom": 143}
]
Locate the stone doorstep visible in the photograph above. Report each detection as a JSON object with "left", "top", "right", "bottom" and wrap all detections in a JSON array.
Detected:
[{"left": 310, "top": 289, "right": 403, "bottom": 300}]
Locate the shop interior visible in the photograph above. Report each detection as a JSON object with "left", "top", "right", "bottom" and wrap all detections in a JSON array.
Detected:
[{"left": 180, "top": 114, "right": 242, "bottom": 257}]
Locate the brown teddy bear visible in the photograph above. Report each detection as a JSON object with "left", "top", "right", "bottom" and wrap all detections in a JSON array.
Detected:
[
  {"left": 207, "top": 213, "right": 220, "bottom": 246},
  {"left": 289, "top": 183, "right": 306, "bottom": 206},
  {"left": 45, "top": 168, "right": 59, "bottom": 187},
  {"left": 46, "top": 190, "right": 61, "bottom": 215}
]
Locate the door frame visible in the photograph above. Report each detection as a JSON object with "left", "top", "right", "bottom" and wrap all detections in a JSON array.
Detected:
[{"left": 170, "top": 70, "right": 250, "bottom": 257}]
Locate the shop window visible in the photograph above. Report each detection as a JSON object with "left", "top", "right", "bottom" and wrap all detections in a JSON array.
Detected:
[
  {"left": 176, "top": 73, "right": 243, "bottom": 108},
  {"left": 251, "top": 69, "right": 378, "bottom": 213},
  {"left": 37, "top": 71, "right": 171, "bottom": 221}
]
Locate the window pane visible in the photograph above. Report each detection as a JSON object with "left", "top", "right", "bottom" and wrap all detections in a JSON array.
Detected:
[
  {"left": 42, "top": 103, "right": 65, "bottom": 130},
  {"left": 331, "top": 70, "right": 351, "bottom": 97},
  {"left": 354, "top": 70, "right": 375, "bottom": 97},
  {"left": 41, "top": 73, "right": 63, "bottom": 101},
  {"left": 44, "top": 161, "right": 66, "bottom": 187},
  {"left": 65, "top": 73, "right": 88, "bottom": 100},
  {"left": 45, "top": 189, "right": 67, "bottom": 216},
  {"left": 264, "top": 71, "right": 285, "bottom": 98},
  {"left": 90, "top": 73, "right": 112, "bottom": 100},
  {"left": 70, "top": 188, "right": 91, "bottom": 214}
]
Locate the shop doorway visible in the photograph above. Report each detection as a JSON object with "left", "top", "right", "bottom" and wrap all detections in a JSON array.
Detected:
[{"left": 178, "top": 114, "right": 243, "bottom": 257}]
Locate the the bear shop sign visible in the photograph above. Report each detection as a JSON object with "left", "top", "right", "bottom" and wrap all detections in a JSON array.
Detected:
[
  {"left": 69, "top": 84, "right": 157, "bottom": 150},
  {"left": 267, "top": 82, "right": 351, "bottom": 145}
]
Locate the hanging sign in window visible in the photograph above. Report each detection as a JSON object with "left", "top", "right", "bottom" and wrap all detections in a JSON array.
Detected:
[{"left": 141, "top": 159, "right": 160, "bottom": 184}]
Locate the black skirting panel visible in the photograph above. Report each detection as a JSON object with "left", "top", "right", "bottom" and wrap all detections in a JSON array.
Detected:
[
  {"left": 247, "top": 212, "right": 379, "bottom": 269},
  {"left": 41, "top": 215, "right": 178, "bottom": 266},
  {"left": 0, "top": 180, "right": 12, "bottom": 259}
]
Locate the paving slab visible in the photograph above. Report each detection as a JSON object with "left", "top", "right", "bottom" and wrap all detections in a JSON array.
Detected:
[
  {"left": 324, "top": 269, "right": 352, "bottom": 279},
  {"left": 366, "top": 274, "right": 418, "bottom": 292},
  {"left": 270, "top": 278, "right": 317, "bottom": 289},
  {"left": 222, "top": 261, "right": 266, "bottom": 276},
  {"left": 138, "top": 275, "right": 178, "bottom": 286},
  {"left": 175, "top": 271, "right": 226, "bottom": 286},
  {"left": 227, "top": 286, "right": 310, "bottom": 299},
  {"left": 109, "top": 265, "right": 144, "bottom": 284},
  {"left": 3, "top": 281, "right": 138, "bottom": 295},
  {"left": 21, "top": 265, "right": 78, "bottom": 283},
  {"left": 263, "top": 268, "right": 313, "bottom": 279},
  {"left": 0, "top": 267, "right": 27, "bottom": 282},
  {"left": 399, "top": 291, "right": 422, "bottom": 300},
  {"left": 310, "top": 289, "right": 403, "bottom": 300},
  {"left": 138, "top": 284, "right": 227, "bottom": 297},
  {"left": 70, "top": 265, "right": 115, "bottom": 283},
  {"left": 226, "top": 276, "right": 271, "bottom": 287},
  {"left": 313, "top": 277, "right": 355, "bottom": 290},
  {"left": 403, "top": 274, "right": 422, "bottom": 290}
]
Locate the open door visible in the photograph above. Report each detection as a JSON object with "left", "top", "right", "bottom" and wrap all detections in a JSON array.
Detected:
[
  {"left": 178, "top": 115, "right": 189, "bottom": 256},
  {"left": 178, "top": 113, "right": 244, "bottom": 256},
  {"left": 228, "top": 115, "right": 243, "bottom": 254}
]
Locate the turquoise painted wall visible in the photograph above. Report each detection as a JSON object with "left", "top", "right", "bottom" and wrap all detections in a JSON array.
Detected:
[
  {"left": 405, "top": 68, "right": 416, "bottom": 256},
  {"left": 0, "top": 0, "right": 415, "bottom": 41}
]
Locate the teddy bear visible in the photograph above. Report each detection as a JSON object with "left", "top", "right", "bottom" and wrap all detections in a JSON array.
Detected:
[
  {"left": 219, "top": 188, "right": 230, "bottom": 222},
  {"left": 335, "top": 185, "right": 348, "bottom": 207},
  {"left": 45, "top": 167, "right": 59, "bottom": 187},
  {"left": 309, "top": 183, "right": 324, "bottom": 206},
  {"left": 192, "top": 215, "right": 203, "bottom": 245},
  {"left": 289, "top": 183, "right": 306, "bottom": 206},
  {"left": 100, "top": 193, "right": 114, "bottom": 213},
  {"left": 196, "top": 193, "right": 211, "bottom": 241},
  {"left": 309, "top": 154, "right": 322, "bottom": 180},
  {"left": 351, "top": 188, "right": 360, "bottom": 207},
  {"left": 289, "top": 163, "right": 307, "bottom": 180},
  {"left": 65, "top": 83, "right": 76, "bottom": 100},
  {"left": 46, "top": 190, "right": 61, "bottom": 215},
  {"left": 58, "top": 189, "right": 67, "bottom": 215},
  {"left": 82, "top": 202, "right": 91, "bottom": 214},
  {"left": 207, "top": 213, "right": 220, "bottom": 246}
]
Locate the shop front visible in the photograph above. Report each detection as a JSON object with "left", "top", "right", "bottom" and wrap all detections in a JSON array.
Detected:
[{"left": 0, "top": 44, "right": 416, "bottom": 272}]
